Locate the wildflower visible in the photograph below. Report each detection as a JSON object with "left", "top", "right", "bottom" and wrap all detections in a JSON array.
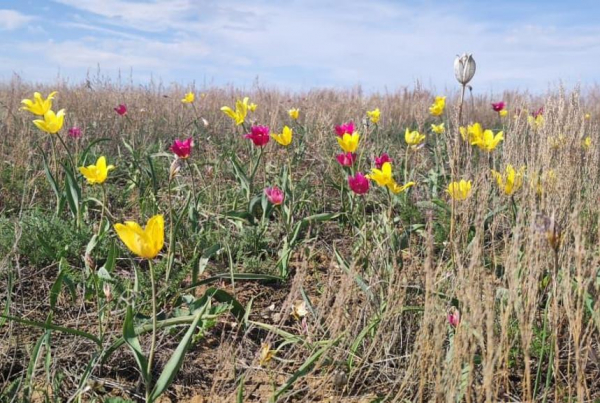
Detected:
[
  {"left": 387, "top": 180, "right": 415, "bottom": 194},
  {"left": 221, "top": 97, "right": 249, "bottom": 125},
  {"left": 429, "top": 96, "right": 446, "bottom": 116},
  {"left": 288, "top": 108, "right": 300, "bottom": 120},
  {"left": 336, "top": 152, "right": 356, "bottom": 167},
  {"left": 68, "top": 126, "right": 82, "bottom": 139},
  {"left": 21, "top": 91, "right": 57, "bottom": 116},
  {"left": 431, "top": 123, "right": 445, "bottom": 134},
  {"left": 459, "top": 123, "right": 484, "bottom": 144},
  {"left": 114, "top": 215, "right": 164, "bottom": 259},
  {"left": 259, "top": 343, "right": 274, "bottom": 366},
  {"left": 181, "top": 92, "right": 195, "bottom": 103},
  {"left": 366, "top": 108, "right": 380, "bottom": 124},
  {"left": 368, "top": 162, "right": 394, "bottom": 187},
  {"left": 536, "top": 213, "right": 562, "bottom": 252},
  {"left": 549, "top": 134, "right": 566, "bottom": 149},
  {"left": 337, "top": 132, "right": 360, "bottom": 153},
  {"left": 169, "top": 157, "right": 184, "bottom": 180},
  {"left": 170, "top": 137, "right": 194, "bottom": 159},
  {"left": 33, "top": 109, "right": 65, "bottom": 134},
  {"left": 583, "top": 136, "right": 592, "bottom": 149},
  {"left": 585, "top": 113, "right": 591, "bottom": 120},
  {"left": 405, "top": 128, "right": 426, "bottom": 148},
  {"left": 454, "top": 53, "right": 476, "bottom": 85},
  {"left": 447, "top": 307, "right": 460, "bottom": 327},
  {"left": 473, "top": 130, "right": 503, "bottom": 152},
  {"left": 528, "top": 114, "right": 544, "bottom": 130},
  {"left": 78, "top": 156, "right": 115, "bottom": 185},
  {"left": 291, "top": 300, "right": 308, "bottom": 321},
  {"left": 265, "top": 186, "right": 284, "bottom": 205},
  {"left": 348, "top": 173, "right": 370, "bottom": 194},
  {"left": 491, "top": 102, "right": 505, "bottom": 112},
  {"left": 114, "top": 104, "right": 127, "bottom": 116},
  {"left": 335, "top": 121, "right": 354, "bottom": 137},
  {"left": 248, "top": 102, "right": 258, "bottom": 112},
  {"left": 271, "top": 126, "right": 293, "bottom": 146},
  {"left": 491, "top": 164, "right": 525, "bottom": 196},
  {"left": 446, "top": 179, "right": 472, "bottom": 201},
  {"left": 245, "top": 125, "right": 270, "bottom": 147},
  {"left": 374, "top": 153, "right": 392, "bottom": 169},
  {"left": 499, "top": 110, "right": 508, "bottom": 117},
  {"left": 532, "top": 170, "right": 556, "bottom": 196}
]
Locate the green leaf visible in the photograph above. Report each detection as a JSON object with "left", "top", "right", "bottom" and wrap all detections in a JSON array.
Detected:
[
  {"left": 63, "top": 163, "right": 81, "bottom": 218},
  {"left": 123, "top": 305, "right": 150, "bottom": 385},
  {"left": 79, "top": 138, "right": 111, "bottom": 166},
  {"left": 231, "top": 154, "right": 250, "bottom": 196},
  {"left": 149, "top": 310, "right": 203, "bottom": 401},
  {"left": 0, "top": 315, "right": 101, "bottom": 346}
]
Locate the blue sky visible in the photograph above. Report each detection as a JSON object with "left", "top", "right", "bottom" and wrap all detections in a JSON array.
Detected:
[{"left": 1, "top": 0, "right": 600, "bottom": 93}]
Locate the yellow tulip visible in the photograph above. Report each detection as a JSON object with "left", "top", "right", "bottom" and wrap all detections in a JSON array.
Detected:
[
  {"left": 368, "top": 162, "right": 394, "bottom": 187},
  {"left": 21, "top": 91, "right": 57, "bottom": 116},
  {"left": 181, "top": 92, "right": 195, "bottom": 103},
  {"left": 221, "top": 97, "right": 249, "bottom": 125},
  {"left": 491, "top": 165, "right": 525, "bottom": 196},
  {"left": 431, "top": 123, "right": 445, "bottom": 134},
  {"left": 367, "top": 108, "right": 380, "bottom": 124},
  {"left": 78, "top": 156, "right": 115, "bottom": 185},
  {"left": 447, "top": 180, "right": 472, "bottom": 201},
  {"left": 583, "top": 136, "right": 592, "bottom": 150},
  {"left": 528, "top": 114, "right": 544, "bottom": 130},
  {"left": 473, "top": 130, "right": 503, "bottom": 152},
  {"left": 248, "top": 102, "right": 258, "bottom": 112},
  {"left": 499, "top": 110, "right": 508, "bottom": 117},
  {"left": 387, "top": 180, "right": 415, "bottom": 194},
  {"left": 337, "top": 132, "right": 360, "bottom": 153},
  {"left": 459, "top": 123, "right": 484, "bottom": 144},
  {"left": 259, "top": 343, "right": 274, "bottom": 366},
  {"left": 33, "top": 109, "right": 65, "bottom": 134},
  {"left": 288, "top": 108, "right": 299, "bottom": 120},
  {"left": 114, "top": 215, "right": 164, "bottom": 259},
  {"left": 405, "top": 128, "right": 426, "bottom": 148},
  {"left": 271, "top": 126, "right": 293, "bottom": 146},
  {"left": 429, "top": 96, "right": 446, "bottom": 116}
]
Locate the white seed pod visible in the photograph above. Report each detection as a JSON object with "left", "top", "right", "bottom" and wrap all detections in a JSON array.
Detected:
[{"left": 454, "top": 53, "right": 476, "bottom": 85}]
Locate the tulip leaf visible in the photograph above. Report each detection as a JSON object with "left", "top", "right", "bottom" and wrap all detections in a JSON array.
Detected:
[
  {"left": 63, "top": 163, "right": 81, "bottom": 220},
  {"left": 0, "top": 270, "right": 13, "bottom": 328},
  {"left": 123, "top": 304, "right": 150, "bottom": 386},
  {"left": 79, "top": 137, "right": 111, "bottom": 166},
  {"left": 149, "top": 310, "right": 203, "bottom": 401},
  {"left": 0, "top": 314, "right": 101, "bottom": 346},
  {"left": 40, "top": 148, "right": 61, "bottom": 210}
]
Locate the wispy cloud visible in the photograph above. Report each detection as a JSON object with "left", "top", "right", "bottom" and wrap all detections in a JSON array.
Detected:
[{"left": 0, "top": 9, "right": 35, "bottom": 31}]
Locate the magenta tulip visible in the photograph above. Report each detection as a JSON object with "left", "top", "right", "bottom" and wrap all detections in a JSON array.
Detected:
[
  {"left": 245, "top": 125, "right": 270, "bottom": 147},
  {"left": 170, "top": 137, "right": 194, "bottom": 159},
  {"left": 348, "top": 173, "right": 370, "bottom": 194}
]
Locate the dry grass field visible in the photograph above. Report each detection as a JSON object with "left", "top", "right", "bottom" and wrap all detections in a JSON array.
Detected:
[{"left": 1, "top": 73, "right": 600, "bottom": 402}]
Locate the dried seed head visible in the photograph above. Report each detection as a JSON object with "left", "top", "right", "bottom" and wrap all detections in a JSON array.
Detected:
[
  {"left": 84, "top": 253, "right": 96, "bottom": 270},
  {"left": 103, "top": 282, "right": 112, "bottom": 302},
  {"left": 535, "top": 213, "right": 562, "bottom": 252},
  {"left": 169, "top": 157, "right": 184, "bottom": 180},
  {"left": 454, "top": 53, "right": 476, "bottom": 85}
]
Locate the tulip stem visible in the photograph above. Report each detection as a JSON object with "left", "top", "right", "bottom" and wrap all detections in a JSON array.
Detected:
[
  {"left": 97, "top": 185, "right": 107, "bottom": 237},
  {"left": 165, "top": 177, "right": 175, "bottom": 283},
  {"left": 146, "top": 259, "right": 158, "bottom": 400},
  {"left": 458, "top": 84, "right": 466, "bottom": 126}
]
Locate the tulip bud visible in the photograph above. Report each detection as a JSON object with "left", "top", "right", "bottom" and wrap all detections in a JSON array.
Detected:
[
  {"left": 454, "top": 53, "right": 476, "bottom": 85},
  {"left": 103, "top": 282, "right": 113, "bottom": 302},
  {"left": 169, "top": 157, "right": 183, "bottom": 180}
]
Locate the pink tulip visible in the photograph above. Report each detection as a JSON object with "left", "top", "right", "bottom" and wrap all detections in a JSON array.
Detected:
[
  {"left": 336, "top": 152, "right": 356, "bottom": 167},
  {"left": 68, "top": 126, "right": 82, "bottom": 139},
  {"left": 491, "top": 102, "right": 505, "bottom": 112},
  {"left": 447, "top": 309, "right": 460, "bottom": 328},
  {"left": 532, "top": 107, "right": 544, "bottom": 118},
  {"left": 374, "top": 153, "right": 392, "bottom": 169},
  {"left": 245, "top": 125, "right": 270, "bottom": 147},
  {"left": 265, "top": 186, "right": 284, "bottom": 205},
  {"left": 335, "top": 121, "right": 354, "bottom": 137},
  {"left": 348, "top": 173, "right": 370, "bottom": 194},
  {"left": 170, "top": 137, "right": 193, "bottom": 159},
  {"left": 114, "top": 104, "right": 128, "bottom": 116}
]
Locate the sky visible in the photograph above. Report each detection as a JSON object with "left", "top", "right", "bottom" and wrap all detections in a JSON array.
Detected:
[{"left": 1, "top": 0, "right": 600, "bottom": 93}]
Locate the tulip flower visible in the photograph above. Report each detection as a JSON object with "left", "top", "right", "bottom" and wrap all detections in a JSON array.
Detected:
[
  {"left": 374, "top": 153, "right": 391, "bottom": 169},
  {"left": 585, "top": 113, "right": 591, "bottom": 120},
  {"left": 21, "top": 91, "right": 57, "bottom": 116},
  {"left": 348, "top": 173, "right": 370, "bottom": 194},
  {"left": 78, "top": 156, "right": 115, "bottom": 185},
  {"left": 528, "top": 114, "right": 544, "bottom": 130},
  {"left": 405, "top": 128, "right": 426, "bottom": 148},
  {"left": 245, "top": 125, "right": 270, "bottom": 147},
  {"left": 68, "top": 126, "right": 82, "bottom": 139},
  {"left": 446, "top": 180, "right": 472, "bottom": 201},
  {"left": 366, "top": 108, "right": 380, "bottom": 124},
  {"left": 459, "top": 123, "right": 484, "bottom": 144},
  {"left": 181, "top": 92, "right": 195, "bottom": 103},
  {"left": 259, "top": 343, "right": 274, "bottom": 366},
  {"left": 271, "top": 126, "right": 293, "bottom": 146},
  {"left": 368, "top": 162, "right": 394, "bottom": 187},
  {"left": 491, "top": 102, "right": 505, "bottom": 112},
  {"left": 337, "top": 132, "right": 360, "bottom": 153},
  {"left": 291, "top": 300, "right": 308, "bottom": 320},
  {"left": 114, "top": 104, "right": 127, "bottom": 115},
  {"left": 491, "top": 164, "right": 525, "bottom": 196},
  {"left": 221, "top": 97, "right": 249, "bottom": 125},
  {"left": 429, "top": 96, "right": 446, "bottom": 116},
  {"left": 335, "top": 121, "right": 354, "bottom": 137},
  {"left": 288, "top": 108, "right": 300, "bottom": 120},
  {"left": 431, "top": 123, "right": 445, "bottom": 134},
  {"left": 248, "top": 102, "right": 258, "bottom": 112},
  {"left": 33, "top": 109, "right": 65, "bottom": 134},
  {"left": 447, "top": 308, "right": 460, "bottom": 327},
  {"left": 583, "top": 136, "right": 592, "bottom": 150},
  {"left": 473, "top": 130, "right": 503, "bottom": 152},
  {"left": 454, "top": 53, "right": 476, "bottom": 85},
  {"left": 499, "top": 110, "right": 508, "bottom": 117},
  {"left": 265, "top": 186, "right": 284, "bottom": 205},
  {"left": 387, "top": 180, "right": 415, "bottom": 194},
  {"left": 336, "top": 152, "right": 356, "bottom": 167},
  {"left": 170, "top": 137, "right": 194, "bottom": 159},
  {"left": 114, "top": 215, "right": 164, "bottom": 259}
]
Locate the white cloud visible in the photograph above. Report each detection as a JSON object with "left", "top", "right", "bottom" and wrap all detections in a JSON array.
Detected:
[{"left": 0, "top": 9, "right": 35, "bottom": 30}]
